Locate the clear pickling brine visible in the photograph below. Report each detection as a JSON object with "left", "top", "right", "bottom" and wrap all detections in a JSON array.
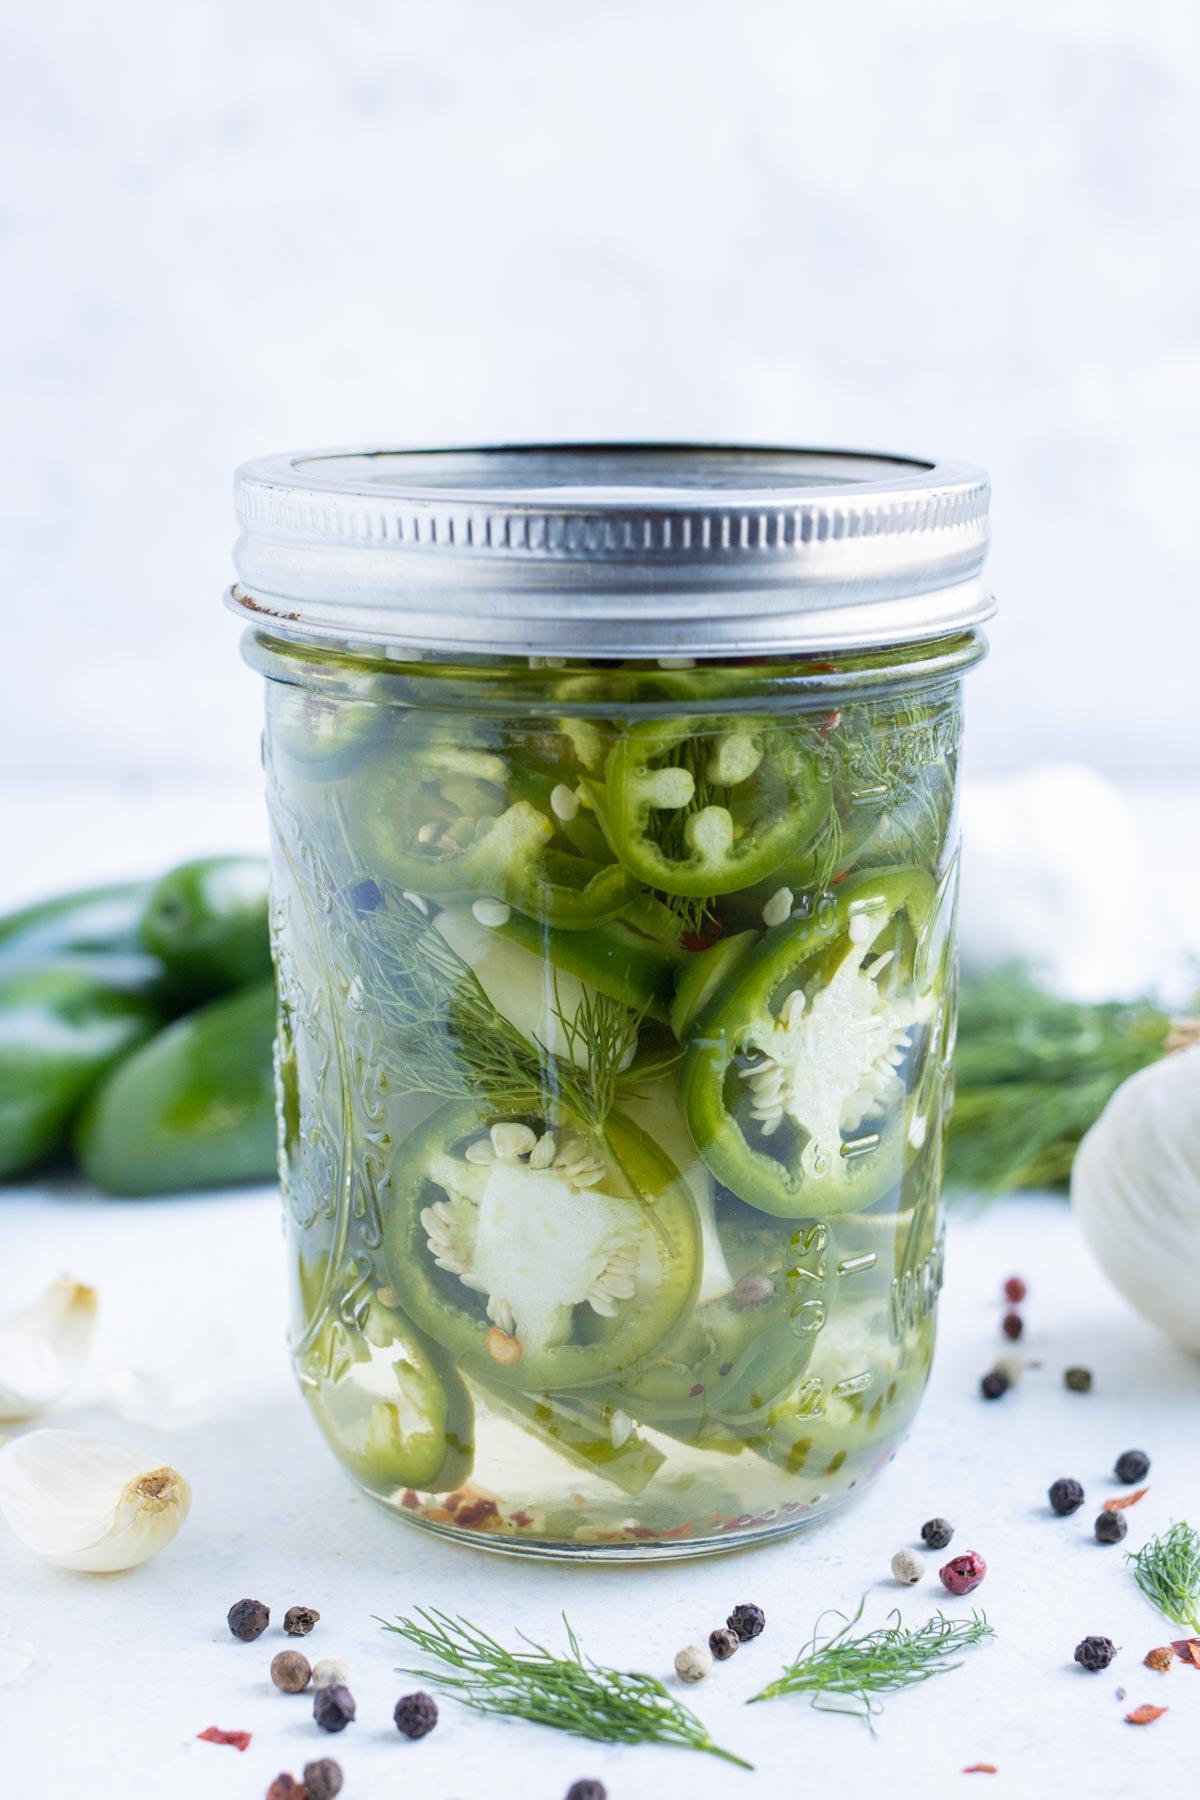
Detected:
[{"left": 231, "top": 445, "right": 992, "bottom": 1558}]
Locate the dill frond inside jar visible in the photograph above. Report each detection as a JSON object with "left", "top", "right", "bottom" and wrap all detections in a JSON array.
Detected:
[{"left": 230, "top": 444, "right": 993, "bottom": 1559}]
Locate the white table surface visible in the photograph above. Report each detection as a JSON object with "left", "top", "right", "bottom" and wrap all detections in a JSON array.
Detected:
[
  {"left": 4, "top": 775, "right": 1199, "bottom": 1800},
  {"left": 5, "top": 1186, "right": 1197, "bottom": 1800}
]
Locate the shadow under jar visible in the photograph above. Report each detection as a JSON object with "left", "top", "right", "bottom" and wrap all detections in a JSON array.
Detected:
[{"left": 229, "top": 444, "right": 993, "bottom": 1560}]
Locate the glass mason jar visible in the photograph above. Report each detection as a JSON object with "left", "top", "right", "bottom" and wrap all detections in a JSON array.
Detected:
[{"left": 229, "top": 446, "right": 992, "bottom": 1560}]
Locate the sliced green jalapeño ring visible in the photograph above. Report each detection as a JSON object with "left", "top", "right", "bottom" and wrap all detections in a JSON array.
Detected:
[
  {"left": 381, "top": 1101, "right": 700, "bottom": 1393},
  {"left": 271, "top": 685, "right": 385, "bottom": 780},
  {"left": 597, "top": 717, "right": 832, "bottom": 898},
  {"left": 682, "top": 869, "right": 938, "bottom": 1217},
  {"left": 604, "top": 1215, "right": 838, "bottom": 1425},
  {"left": 297, "top": 1280, "right": 475, "bottom": 1495},
  {"left": 344, "top": 746, "right": 639, "bottom": 927}
]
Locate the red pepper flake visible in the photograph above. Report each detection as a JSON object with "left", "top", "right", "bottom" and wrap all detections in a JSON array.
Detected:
[
  {"left": 511, "top": 1508, "right": 534, "bottom": 1528},
  {"left": 819, "top": 709, "right": 842, "bottom": 738},
  {"left": 1125, "top": 1703, "right": 1168, "bottom": 1725},
  {"left": 831, "top": 870, "right": 849, "bottom": 885},
  {"left": 1171, "top": 1638, "right": 1200, "bottom": 1666},
  {"left": 266, "top": 1777, "right": 305, "bottom": 1800},
  {"left": 1103, "top": 1487, "right": 1149, "bottom": 1511},
  {"left": 963, "top": 1766, "right": 998, "bottom": 1775},
  {"left": 197, "top": 1727, "right": 252, "bottom": 1752},
  {"left": 456, "top": 1497, "right": 500, "bottom": 1529},
  {"left": 401, "top": 1488, "right": 421, "bottom": 1510},
  {"left": 681, "top": 919, "right": 724, "bottom": 953}
]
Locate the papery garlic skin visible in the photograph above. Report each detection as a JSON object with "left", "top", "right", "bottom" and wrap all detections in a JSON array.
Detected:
[
  {"left": 0, "top": 1277, "right": 97, "bottom": 1421},
  {"left": 1072, "top": 1045, "right": 1200, "bottom": 1355},
  {"left": 0, "top": 1429, "right": 191, "bottom": 1571}
]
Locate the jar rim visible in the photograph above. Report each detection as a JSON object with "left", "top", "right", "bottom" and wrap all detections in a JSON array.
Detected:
[{"left": 230, "top": 441, "right": 993, "bottom": 657}]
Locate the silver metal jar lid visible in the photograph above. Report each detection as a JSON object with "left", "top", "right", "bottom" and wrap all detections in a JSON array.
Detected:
[{"left": 230, "top": 443, "right": 992, "bottom": 657}]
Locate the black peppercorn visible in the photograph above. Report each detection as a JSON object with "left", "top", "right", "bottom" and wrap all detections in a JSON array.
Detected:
[
  {"left": 284, "top": 1605, "right": 321, "bottom": 1637},
  {"left": 980, "top": 1369, "right": 1009, "bottom": 1400},
  {"left": 302, "top": 1760, "right": 344, "bottom": 1800},
  {"left": 350, "top": 878, "right": 383, "bottom": 915},
  {"left": 727, "top": 1603, "right": 766, "bottom": 1642},
  {"left": 921, "top": 1517, "right": 954, "bottom": 1550},
  {"left": 227, "top": 1598, "right": 270, "bottom": 1641},
  {"left": 1002, "top": 1310, "right": 1024, "bottom": 1340},
  {"left": 313, "top": 1685, "right": 356, "bottom": 1732},
  {"left": 1115, "top": 1449, "right": 1150, "bottom": 1484},
  {"left": 1049, "top": 1477, "right": 1086, "bottom": 1516},
  {"left": 393, "top": 1690, "right": 438, "bottom": 1739},
  {"left": 1064, "top": 1366, "right": 1093, "bottom": 1393},
  {"left": 709, "top": 1627, "right": 739, "bottom": 1661},
  {"left": 1074, "top": 1635, "right": 1117, "bottom": 1672},
  {"left": 1095, "top": 1510, "right": 1128, "bottom": 1545},
  {"left": 565, "top": 1783, "right": 607, "bottom": 1800}
]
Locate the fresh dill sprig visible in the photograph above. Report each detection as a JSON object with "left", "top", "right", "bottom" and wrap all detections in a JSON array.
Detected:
[
  {"left": 838, "top": 697, "right": 955, "bottom": 872},
  {"left": 653, "top": 733, "right": 719, "bottom": 939},
  {"left": 1128, "top": 1523, "right": 1200, "bottom": 1634},
  {"left": 945, "top": 965, "right": 1173, "bottom": 1196},
  {"left": 355, "top": 890, "right": 637, "bottom": 1134},
  {"left": 661, "top": 888, "right": 720, "bottom": 940},
  {"left": 550, "top": 974, "right": 644, "bottom": 1133},
  {"left": 380, "top": 1609, "right": 751, "bottom": 1768},
  {"left": 750, "top": 1602, "right": 994, "bottom": 1723},
  {"left": 351, "top": 890, "right": 678, "bottom": 1253}
]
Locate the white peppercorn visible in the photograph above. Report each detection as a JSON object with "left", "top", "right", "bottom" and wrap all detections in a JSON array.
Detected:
[
  {"left": 674, "top": 1643, "right": 713, "bottom": 1684},
  {"left": 891, "top": 1548, "right": 925, "bottom": 1585}
]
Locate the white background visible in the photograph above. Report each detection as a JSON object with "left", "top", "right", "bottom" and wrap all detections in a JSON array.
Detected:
[
  {"left": 4, "top": 9, "right": 1200, "bottom": 1798},
  {"left": 3, "top": 0, "right": 1199, "bottom": 789}
]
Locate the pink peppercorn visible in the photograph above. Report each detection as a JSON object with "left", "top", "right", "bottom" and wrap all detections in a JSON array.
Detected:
[
  {"left": 1002, "top": 1310, "right": 1023, "bottom": 1340},
  {"left": 1003, "top": 1276, "right": 1026, "bottom": 1303},
  {"left": 940, "top": 1552, "right": 987, "bottom": 1596}
]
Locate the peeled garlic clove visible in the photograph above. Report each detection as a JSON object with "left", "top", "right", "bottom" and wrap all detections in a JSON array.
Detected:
[
  {"left": 1073, "top": 1044, "right": 1200, "bottom": 1354},
  {"left": 0, "top": 1429, "right": 191, "bottom": 1571},
  {"left": 0, "top": 1276, "right": 97, "bottom": 1421}
]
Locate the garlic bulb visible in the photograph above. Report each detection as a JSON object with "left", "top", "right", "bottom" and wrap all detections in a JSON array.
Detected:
[
  {"left": 1072, "top": 1044, "right": 1200, "bottom": 1353},
  {"left": 0, "top": 1276, "right": 97, "bottom": 1420},
  {"left": 0, "top": 1429, "right": 191, "bottom": 1571}
]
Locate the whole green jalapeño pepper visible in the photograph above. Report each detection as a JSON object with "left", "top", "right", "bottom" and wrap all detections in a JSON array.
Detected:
[
  {"left": 382, "top": 1100, "right": 700, "bottom": 1392},
  {"left": 0, "top": 957, "right": 163, "bottom": 1180},
  {"left": 0, "top": 880, "right": 153, "bottom": 965},
  {"left": 597, "top": 717, "right": 832, "bottom": 898},
  {"left": 344, "top": 746, "right": 639, "bottom": 927},
  {"left": 140, "top": 856, "right": 272, "bottom": 1001},
  {"left": 75, "top": 979, "right": 277, "bottom": 1195},
  {"left": 682, "top": 869, "right": 937, "bottom": 1217}
]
